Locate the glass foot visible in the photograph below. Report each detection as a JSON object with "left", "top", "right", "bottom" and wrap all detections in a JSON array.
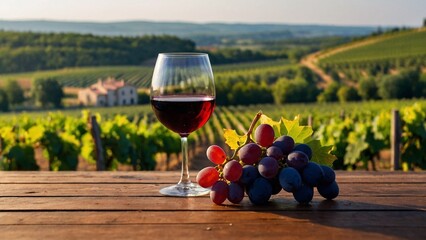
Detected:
[{"left": 160, "top": 182, "right": 210, "bottom": 197}]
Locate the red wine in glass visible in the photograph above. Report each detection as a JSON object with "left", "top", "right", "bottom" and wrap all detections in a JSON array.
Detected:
[
  {"left": 151, "top": 95, "right": 215, "bottom": 137},
  {"left": 150, "top": 53, "right": 216, "bottom": 197}
]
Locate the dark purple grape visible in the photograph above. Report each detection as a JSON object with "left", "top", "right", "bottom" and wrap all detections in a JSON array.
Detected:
[
  {"left": 258, "top": 157, "right": 279, "bottom": 179},
  {"left": 301, "top": 162, "right": 324, "bottom": 187},
  {"left": 210, "top": 181, "right": 229, "bottom": 205},
  {"left": 247, "top": 178, "right": 272, "bottom": 205},
  {"left": 320, "top": 165, "right": 336, "bottom": 185},
  {"left": 227, "top": 182, "right": 245, "bottom": 204},
  {"left": 273, "top": 135, "right": 295, "bottom": 154},
  {"left": 238, "top": 143, "right": 262, "bottom": 165},
  {"left": 240, "top": 165, "right": 259, "bottom": 186},
  {"left": 254, "top": 124, "right": 275, "bottom": 147},
  {"left": 223, "top": 160, "right": 243, "bottom": 182},
  {"left": 317, "top": 181, "right": 339, "bottom": 200},
  {"left": 279, "top": 167, "right": 302, "bottom": 192},
  {"left": 287, "top": 151, "right": 309, "bottom": 171},
  {"left": 293, "top": 144, "right": 313, "bottom": 159},
  {"left": 269, "top": 177, "right": 282, "bottom": 195},
  {"left": 266, "top": 146, "right": 284, "bottom": 160},
  {"left": 293, "top": 184, "right": 314, "bottom": 204}
]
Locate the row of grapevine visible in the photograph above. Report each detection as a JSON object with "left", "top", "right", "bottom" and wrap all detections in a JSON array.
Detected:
[
  {"left": 0, "top": 100, "right": 425, "bottom": 171},
  {"left": 317, "top": 28, "right": 426, "bottom": 81},
  {"left": 0, "top": 60, "right": 290, "bottom": 89},
  {"left": 0, "top": 111, "right": 181, "bottom": 171}
]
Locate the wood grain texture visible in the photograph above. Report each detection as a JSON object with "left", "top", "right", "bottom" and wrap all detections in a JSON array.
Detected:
[{"left": 0, "top": 171, "right": 425, "bottom": 240}]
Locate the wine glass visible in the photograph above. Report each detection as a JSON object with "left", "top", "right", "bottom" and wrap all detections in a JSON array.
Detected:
[{"left": 150, "top": 53, "right": 216, "bottom": 197}]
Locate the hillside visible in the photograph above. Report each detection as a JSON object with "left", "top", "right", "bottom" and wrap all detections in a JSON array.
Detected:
[
  {"left": 0, "top": 20, "right": 377, "bottom": 46},
  {"left": 301, "top": 28, "right": 426, "bottom": 86},
  {"left": 318, "top": 28, "right": 426, "bottom": 64}
]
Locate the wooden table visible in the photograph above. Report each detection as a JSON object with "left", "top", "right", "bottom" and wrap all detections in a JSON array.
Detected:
[{"left": 0, "top": 171, "right": 425, "bottom": 240}]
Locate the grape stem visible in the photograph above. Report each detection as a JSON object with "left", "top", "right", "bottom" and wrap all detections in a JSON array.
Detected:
[{"left": 230, "top": 111, "right": 263, "bottom": 160}]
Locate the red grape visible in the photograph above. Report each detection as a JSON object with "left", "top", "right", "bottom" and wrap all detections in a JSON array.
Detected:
[
  {"left": 238, "top": 143, "right": 262, "bottom": 165},
  {"left": 254, "top": 124, "right": 275, "bottom": 147},
  {"left": 210, "top": 181, "right": 229, "bottom": 205},
  {"left": 206, "top": 145, "right": 227, "bottom": 164},
  {"left": 196, "top": 167, "right": 219, "bottom": 188},
  {"left": 223, "top": 160, "right": 243, "bottom": 182}
]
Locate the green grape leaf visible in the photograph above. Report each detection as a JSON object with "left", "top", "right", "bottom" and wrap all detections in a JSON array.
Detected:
[
  {"left": 223, "top": 129, "right": 246, "bottom": 150},
  {"left": 27, "top": 125, "right": 45, "bottom": 143},
  {"left": 306, "top": 140, "right": 336, "bottom": 167},
  {"left": 280, "top": 116, "right": 313, "bottom": 143}
]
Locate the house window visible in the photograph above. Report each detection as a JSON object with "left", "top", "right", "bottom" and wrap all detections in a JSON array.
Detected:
[
  {"left": 122, "top": 91, "right": 125, "bottom": 96},
  {"left": 130, "top": 98, "right": 134, "bottom": 104},
  {"left": 123, "top": 99, "right": 126, "bottom": 105},
  {"left": 130, "top": 89, "right": 133, "bottom": 94}
]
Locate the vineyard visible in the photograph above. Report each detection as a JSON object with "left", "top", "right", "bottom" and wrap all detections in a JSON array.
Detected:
[
  {"left": 0, "top": 59, "right": 290, "bottom": 89},
  {"left": 317, "top": 28, "right": 426, "bottom": 80},
  {"left": 1, "top": 99, "right": 425, "bottom": 172}
]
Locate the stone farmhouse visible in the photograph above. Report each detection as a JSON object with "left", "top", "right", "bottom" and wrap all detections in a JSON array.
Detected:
[{"left": 78, "top": 78, "right": 138, "bottom": 107}]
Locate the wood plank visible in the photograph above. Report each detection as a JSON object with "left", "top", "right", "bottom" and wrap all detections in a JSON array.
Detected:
[
  {"left": 0, "top": 196, "right": 424, "bottom": 211},
  {"left": 1, "top": 211, "right": 424, "bottom": 227},
  {"left": 1, "top": 223, "right": 423, "bottom": 240},
  {"left": 0, "top": 171, "right": 425, "bottom": 184},
  {"left": 1, "top": 183, "right": 425, "bottom": 197}
]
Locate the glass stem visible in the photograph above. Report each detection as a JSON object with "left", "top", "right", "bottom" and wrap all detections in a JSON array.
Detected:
[{"left": 178, "top": 137, "right": 191, "bottom": 185}]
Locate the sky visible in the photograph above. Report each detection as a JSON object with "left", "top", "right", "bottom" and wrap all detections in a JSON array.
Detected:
[{"left": 0, "top": 0, "right": 425, "bottom": 27}]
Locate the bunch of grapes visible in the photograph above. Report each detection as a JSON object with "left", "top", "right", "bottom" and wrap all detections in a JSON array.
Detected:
[{"left": 196, "top": 114, "right": 339, "bottom": 205}]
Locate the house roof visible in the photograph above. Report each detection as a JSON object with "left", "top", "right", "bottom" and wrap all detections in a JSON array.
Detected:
[{"left": 81, "top": 77, "right": 132, "bottom": 96}]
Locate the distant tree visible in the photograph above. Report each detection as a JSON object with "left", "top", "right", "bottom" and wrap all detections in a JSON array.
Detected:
[
  {"left": 358, "top": 77, "right": 379, "bottom": 100},
  {"left": 0, "top": 89, "right": 10, "bottom": 112},
  {"left": 377, "top": 68, "right": 421, "bottom": 100},
  {"left": 138, "top": 91, "right": 150, "bottom": 104},
  {"left": 297, "top": 66, "right": 315, "bottom": 83},
  {"left": 423, "top": 18, "right": 426, "bottom": 27},
  {"left": 317, "top": 82, "right": 340, "bottom": 103},
  {"left": 337, "top": 86, "right": 361, "bottom": 102},
  {"left": 5, "top": 80, "right": 25, "bottom": 105},
  {"left": 31, "top": 77, "right": 64, "bottom": 108},
  {"left": 273, "top": 78, "right": 318, "bottom": 104}
]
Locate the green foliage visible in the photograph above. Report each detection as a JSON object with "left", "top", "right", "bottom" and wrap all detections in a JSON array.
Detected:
[
  {"left": 317, "top": 82, "right": 340, "bottom": 103},
  {"left": 0, "top": 89, "right": 9, "bottom": 112},
  {"left": 1, "top": 145, "right": 39, "bottom": 170},
  {"left": 0, "top": 100, "right": 425, "bottom": 171},
  {"left": 138, "top": 91, "right": 150, "bottom": 104},
  {"left": 337, "top": 86, "right": 360, "bottom": 102},
  {"left": 358, "top": 77, "right": 379, "bottom": 100},
  {"left": 4, "top": 80, "right": 25, "bottom": 105},
  {"left": 0, "top": 31, "right": 195, "bottom": 73},
  {"left": 378, "top": 69, "right": 422, "bottom": 99},
  {"left": 318, "top": 28, "right": 426, "bottom": 84},
  {"left": 401, "top": 103, "right": 426, "bottom": 169},
  {"left": 273, "top": 78, "right": 318, "bottom": 104},
  {"left": 319, "top": 29, "right": 426, "bottom": 66},
  {"left": 31, "top": 77, "right": 64, "bottom": 108}
]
